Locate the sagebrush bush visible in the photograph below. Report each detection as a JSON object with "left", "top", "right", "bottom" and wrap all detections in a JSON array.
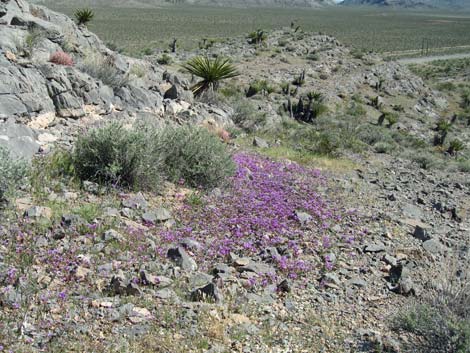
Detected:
[
  {"left": 72, "top": 123, "right": 234, "bottom": 190},
  {"left": 79, "top": 53, "right": 128, "bottom": 89},
  {"left": 49, "top": 51, "right": 74, "bottom": 66},
  {"left": 394, "top": 258, "right": 470, "bottom": 353},
  {"left": 73, "top": 123, "right": 160, "bottom": 190},
  {"left": 230, "top": 99, "right": 266, "bottom": 132},
  {"left": 0, "top": 146, "right": 29, "bottom": 202},
  {"left": 153, "top": 125, "right": 235, "bottom": 188},
  {"left": 457, "top": 158, "right": 470, "bottom": 172}
]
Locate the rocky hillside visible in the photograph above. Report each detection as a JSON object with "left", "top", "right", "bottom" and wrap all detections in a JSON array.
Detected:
[
  {"left": 341, "top": 0, "right": 470, "bottom": 9},
  {"left": 1, "top": 1, "right": 470, "bottom": 352},
  {"left": 0, "top": 0, "right": 235, "bottom": 159}
]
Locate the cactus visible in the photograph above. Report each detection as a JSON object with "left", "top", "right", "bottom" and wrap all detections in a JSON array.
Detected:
[
  {"left": 284, "top": 91, "right": 326, "bottom": 123},
  {"left": 170, "top": 38, "right": 177, "bottom": 53},
  {"left": 292, "top": 69, "right": 306, "bottom": 86}
]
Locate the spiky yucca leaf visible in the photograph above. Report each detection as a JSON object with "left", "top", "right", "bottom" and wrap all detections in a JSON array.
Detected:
[
  {"left": 183, "top": 56, "right": 239, "bottom": 96},
  {"left": 74, "top": 8, "right": 94, "bottom": 26}
]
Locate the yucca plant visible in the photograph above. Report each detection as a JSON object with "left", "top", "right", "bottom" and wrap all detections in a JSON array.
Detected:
[
  {"left": 183, "top": 56, "right": 239, "bottom": 97},
  {"left": 74, "top": 8, "right": 94, "bottom": 26}
]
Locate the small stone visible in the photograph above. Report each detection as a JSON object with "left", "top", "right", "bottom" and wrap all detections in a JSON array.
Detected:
[
  {"left": 423, "top": 239, "right": 443, "bottom": 254},
  {"left": 190, "top": 282, "right": 222, "bottom": 302},
  {"left": 75, "top": 266, "right": 91, "bottom": 280},
  {"left": 103, "top": 229, "right": 123, "bottom": 242},
  {"left": 233, "top": 257, "right": 250, "bottom": 267},
  {"left": 5, "top": 50, "right": 17, "bottom": 62},
  {"left": 155, "top": 288, "right": 176, "bottom": 300},
  {"left": 163, "top": 85, "right": 178, "bottom": 100},
  {"left": 277, "top": 279, "right": 291, "bottom": 293},
  {"left": 189, "top": 272, "right": 214, "bottom": 289},
  {"left": 142, "top": 208, "right": 172, "bottom": 223},
  {"left": 295, "top": 210, "right": 312, "bottom": 225},
  {"left": 364, "top": 243, "right": 386, "bottom": 253},
  {"left": 167, "top": 246, "right": 198, "bottom": 271},
  {"left": 25, "top": 206, "right": 52, "bottom": 220},
  {"left": 413, "top": 224, "right": 431, "bottom": 241},
  {"left": 348, "top": 277, "right": 367, "bottom": 288},
  {"left": 83, "top": 181, "right": 99, "bottom": 194},
  {"left": 253, "top": 136, "right": 269, "bottom": 148},
  {"left": 122, "top": 193, "right": 148, "bottom": 209}
]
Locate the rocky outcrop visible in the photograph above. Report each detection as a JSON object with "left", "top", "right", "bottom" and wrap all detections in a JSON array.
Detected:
[{"left": 0, "top": 0, "right": 237, "bottom": 158}]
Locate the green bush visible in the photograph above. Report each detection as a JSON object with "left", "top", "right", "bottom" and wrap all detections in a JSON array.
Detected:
[
  {"left": 393, "top": 259, "right": 470, "bottom": 353},
  {"left": 458, "top": 160, "right": 470, "bottom": 173},
  {"left": 157, "top": 53, "right": 172, "bottom": 65},
  {"left": 73, "top": 123, "right": 160, "bottom": 190},
  {"left": 153, "top": 125, "right": 235, "bottom": 188},
  {"left": 410, "top": 151, "right": 441, "bottom": 170},
  {"left": 374, "top": 141, "right": 396, "bottom": 154},
  {"left": 230, "top": 99, "right": 266, "bottom": 132},
  {"left": 246, "top": 80, "right": 275, "bottom": 98},
  {"left": 0, "top": 146, "right": 29, "bottom": 202}
]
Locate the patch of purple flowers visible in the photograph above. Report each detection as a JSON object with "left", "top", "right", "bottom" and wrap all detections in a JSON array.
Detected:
[{"left": 159, "top": 153, "right": 359, "bottom": 278}]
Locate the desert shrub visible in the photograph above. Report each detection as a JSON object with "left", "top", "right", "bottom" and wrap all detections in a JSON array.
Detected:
[
  {"left": 72, "top": 123, "right": 160, "bottom": 190},
  {"left": 157, "top": 53, "right": 172, "bottom": 65},
  {"left": 219, "top": 84, "right": 241, "bottom": 98},
  {"left": 346, "top": 101, "right": 366, "bottom": 117},
  {"left": 306, "top": 53, "right": 320, "bottom": 61},
  {"left": 436, "top": 81, "right": 456, "bottom": 92},
  {"left": 0, "top": 146, "right": 29, "bottom": 202},
  {"left": 106, "top": 41, "right": 124, "bottom": 53},
  {"left": 448, "top": 139, "right": 465, "bottom": 156},
  {"left": 458, "top": 160, "right": 470, "bottom": 172},
  {"left": 74, "top": 8, "right": 94, "bottom": 26},
  {"left": 461, "top": 89, "right": 470, "bottom": 109},
  {"left": 141, "top": 47, "right": 153, "bottom": 56},
  {"left": 16, "top": 28, "right": 43, "bottom": 58},
  {"left": 183, "top": 56, "right": 239, "bottom": 96},
  {"left": 246, "top": 80, "right": 275, "bottom": 97},
  {"left": 393, "top": 258, "right": 470, "bottom": 353},
  {"left": 49, "top": 51, "right": 74, "bottom": 66},
  {"left": 351, "top": 48, "right": 365, "bottom": 59},
  {"left": 231, "top": 99, "right": 266, "bottom": 132},
  {"left": 409, "top": 151, "right": 441, "bottom": 170},
  {"left": 153, "top": 125, "right": 235, "bottom": 188},
  {"left": 79, "top": 53, "right": 128, "bottom": 89},
  {"left": 374, "top": 141, "right": 396, "bottom": 154}
]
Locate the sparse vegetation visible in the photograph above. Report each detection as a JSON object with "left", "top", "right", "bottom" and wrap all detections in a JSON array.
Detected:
[
  {"left": 246, "top": 79, "right": 275, "bottom": 97},
  {"left": 157, "top": 53, "right": 172, "bottom": 65},
  {"left": 16, "top": 28, "right": 43, "bottom": 58},
  {"left": 0, "top": 146, "right": 29, "bottom": 203},
  {"left": 394, "top": 259, "right": 470, "bottom": 353},
  {"left": 78, "top": 53, "right": 128, "bottom": 89}
]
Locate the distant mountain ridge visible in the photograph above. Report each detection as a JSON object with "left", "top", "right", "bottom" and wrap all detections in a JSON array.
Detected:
[
  {"left": 33, "top": 0, "right": 336, "bottom": 8},
  {"left": 341, "top": 0, "right": 470, "bottom": 10}
]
